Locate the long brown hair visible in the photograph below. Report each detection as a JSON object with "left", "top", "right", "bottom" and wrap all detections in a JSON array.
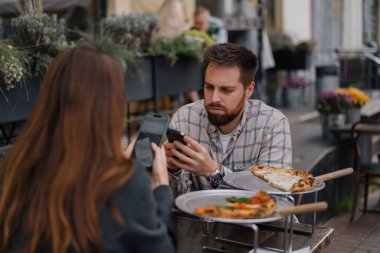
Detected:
[{"left": 0, "top": 46, "right": 133, "bottom": 253}]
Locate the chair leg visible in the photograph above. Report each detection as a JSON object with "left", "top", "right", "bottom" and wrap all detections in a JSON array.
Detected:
[
  {"left": 350, "top": 173, "right": 361, "bottom": 222},
  {"left": 363, "top": 174, "right": 369, "bottom": 214}
]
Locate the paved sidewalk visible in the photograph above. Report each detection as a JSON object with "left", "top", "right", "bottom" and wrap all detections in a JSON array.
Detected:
[{"left": 323, "top": 190, "right": 380, "bottom": 253}]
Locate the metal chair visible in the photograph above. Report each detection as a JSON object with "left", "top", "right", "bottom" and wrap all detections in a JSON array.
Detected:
[{"left": 350, "top": 119, "right": 380, "bottom": 222}]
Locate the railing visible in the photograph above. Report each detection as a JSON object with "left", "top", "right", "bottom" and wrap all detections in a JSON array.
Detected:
[
  {"left": 335, "top": 48, "right": 379, "bottom": 90},
  {"left": 364, "top": 53, "right": 380, "bottom": 90}
]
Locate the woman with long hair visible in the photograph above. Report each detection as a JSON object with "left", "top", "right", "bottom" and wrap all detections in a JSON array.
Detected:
[{"left": 0, "top": 46, "right": 176, "bottom": 253}]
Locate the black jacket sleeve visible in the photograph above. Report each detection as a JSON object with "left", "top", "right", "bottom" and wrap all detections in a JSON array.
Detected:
[{"left": 99, "top": 163, "right": 177, "bottom": 253}]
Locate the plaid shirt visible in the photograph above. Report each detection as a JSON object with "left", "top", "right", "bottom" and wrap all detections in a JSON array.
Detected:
[{"left": 169, "top": 99, "right": 292, "bottom": 195}]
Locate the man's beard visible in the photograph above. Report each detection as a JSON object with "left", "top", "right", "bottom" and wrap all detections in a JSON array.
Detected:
[{"left": 205, "top": 96, "right": 245, "bottom": 126}]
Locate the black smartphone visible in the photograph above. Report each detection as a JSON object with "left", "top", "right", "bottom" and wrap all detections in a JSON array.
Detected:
[
  {"left": 166, "top": 128, "right": 187, "bottom": 145},
  {"left": 133, "top": 113, "right": 170, "bottom": 168}
]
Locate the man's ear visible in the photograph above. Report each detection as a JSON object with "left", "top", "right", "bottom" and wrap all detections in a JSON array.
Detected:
[{"left": 245, "top": 82, "right": 255, "bottom": 99}]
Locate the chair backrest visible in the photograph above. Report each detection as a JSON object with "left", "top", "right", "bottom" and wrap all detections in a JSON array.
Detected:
[{"left": 350, "top": 119, "right": 380, "bottom": 168}]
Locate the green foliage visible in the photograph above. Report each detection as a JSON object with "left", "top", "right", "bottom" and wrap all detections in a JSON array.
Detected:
[
  {"left": 0, "top": 40, "right": 29, "bottom": 90},
  {"left": 295, "top": 40, "right": 316, "bottom": 51},
  {"left": 149, "top": 34, "right": 204, "bottom": 66},
  {"left": 101, "top": 13, "right": 159, "bottom": 52},
  {"left": 269, "top": 31, "right": 315, "bottom": 52},
  {"left": 332, "top": 196, "right": 353, "bottom": 215},
  {"left": 269, "top": 31, "right": 294, "bottom": 51},
  {"left": 10, "top": 13, "right": 68, "bottom": 75},
  {"left": 184, "top": 29, "right": 215, "bottom": 47},
  {"left": 77, "top": 35, "right": 137, "bottom": 73}
]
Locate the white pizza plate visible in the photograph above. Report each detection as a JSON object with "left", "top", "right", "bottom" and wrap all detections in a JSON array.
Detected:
[
  {"left": 223, "top": 171, "right": 325, "bottom": 195},
  {"left": 175, "top": 189, "right": 293, "bottom": 224}
]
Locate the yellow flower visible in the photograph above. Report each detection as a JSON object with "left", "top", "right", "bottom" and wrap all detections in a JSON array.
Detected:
[{"left": 335, "top": 87, "right": 370, "bottom": 107}]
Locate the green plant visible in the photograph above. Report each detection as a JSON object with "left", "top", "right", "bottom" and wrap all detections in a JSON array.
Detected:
[
  {"left": 10, "top": 13, "right": 68, "bottom": 75},
  {"left": 77, "top": 35, "right": 137, "bottom": 73},
  {"left": 268, "top": 31, "right": 294, "bottom": 51},
  {"left": 183, "top": 29, "right": 215, "bottom": 47},
  {"left": 295, "top": 40, "right": 316, "bottom": 51},
  {"left": 101, "top": 13, "right": 159, "bottom": 52},
  {"left": 0, "top": 40, "right": 28, "bottom": 90},
  {"left": 332, "top": 196, "right": 353, "bottom": 215},
  {"left": 149, "top": 34, "right": 204, "bottom": 66}
]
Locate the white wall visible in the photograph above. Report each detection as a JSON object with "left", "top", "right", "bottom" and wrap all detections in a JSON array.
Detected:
[
  {"left": 342, "top": 0, "right": 363, "bottom": 49},
  {"left": 282, "top": 0, "right": 312, "bottom": 43}
]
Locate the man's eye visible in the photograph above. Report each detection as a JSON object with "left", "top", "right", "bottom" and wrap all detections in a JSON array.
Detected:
[
  {"left": 205, "top": 85, "right": 213, "bottom": 90},
  {"left": 222, "top": 89, "right": 233, "bottom": 93}
]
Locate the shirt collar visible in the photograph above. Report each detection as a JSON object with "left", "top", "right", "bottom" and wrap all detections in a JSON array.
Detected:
[{"left": 207, "top": 101, "right": 252, "bottom": 138}]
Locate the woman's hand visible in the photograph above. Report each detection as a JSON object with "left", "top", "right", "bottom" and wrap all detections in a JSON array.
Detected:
[
  {"left": 123, "top": 138, "right": 136, "bottom": 159},
  {"left": 150, "top": 143, "right": 169, "bottom": 189}
]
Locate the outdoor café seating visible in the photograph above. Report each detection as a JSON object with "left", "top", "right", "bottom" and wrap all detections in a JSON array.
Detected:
[{"left": 350, "top": 119, "right": 380, "bottom": 222}]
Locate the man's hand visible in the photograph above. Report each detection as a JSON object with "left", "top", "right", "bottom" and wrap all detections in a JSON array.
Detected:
[
  {"left": 163, "top": 141, "right": 180, "bottom": 170},
  {"left": 164, "top": 135, "right": 217, "bottom": 178}
]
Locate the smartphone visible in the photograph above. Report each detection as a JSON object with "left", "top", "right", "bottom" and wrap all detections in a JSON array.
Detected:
[
  {"left": 133, "top": 113, "right": 170, "bottom": 168},
  {"left": 166, "top": 128, "right": 187, "bottom": 145}
]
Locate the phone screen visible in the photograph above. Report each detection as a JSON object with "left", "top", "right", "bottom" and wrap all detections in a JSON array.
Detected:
[
  {"left": 139, "top": 116, "right": 169, "bottom": 145},
  {"left": 133, "top": 113, "right": 170, "bottom": 168}
]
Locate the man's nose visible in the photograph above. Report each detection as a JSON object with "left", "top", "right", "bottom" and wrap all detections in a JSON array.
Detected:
[{"left": 211, "top": 90, "right": 221, "bottom": 102}]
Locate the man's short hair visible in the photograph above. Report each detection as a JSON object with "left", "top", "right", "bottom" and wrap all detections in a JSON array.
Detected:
[{"left": 203, "top": 43, "right": 258, "bottom": 89}]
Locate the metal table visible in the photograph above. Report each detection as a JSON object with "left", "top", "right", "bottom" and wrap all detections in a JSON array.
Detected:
[{"left": 175, "top": 212, "right": 334, "bottom": 253}]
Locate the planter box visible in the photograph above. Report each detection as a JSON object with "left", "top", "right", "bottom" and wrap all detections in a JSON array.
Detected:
[
  {"left": 153, "top": 56, "right": 203, "bottom": 97},
  {"left": 273, "top": 49, "right": 311, "bottom": 70},
  {"left": 0, "top": 75, "right": 41, "bottom": 125},
  {"left": 273, "top": 49, "right": 294, "bottom": 70},
  {"left": 125, "top": 56, "right": 154, "bottom": 102},
  {"left": 292, "top": 50, "right": 311, "bottom": 70}
]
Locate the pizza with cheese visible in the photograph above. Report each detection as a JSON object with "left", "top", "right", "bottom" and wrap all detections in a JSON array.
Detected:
[
  {"left": 251, "top": 165, "right": 314, "bottom": 192},
  {"left": 193, "top": 191, "right": 277, "bottom": 219}
]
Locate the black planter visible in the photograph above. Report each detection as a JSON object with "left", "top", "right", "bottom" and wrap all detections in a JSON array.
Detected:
[
  {"left": 153, "top": 56, "right": 203, "bottom": 97},
  {"left": 125, "top": 56, "right": 154, "bottom": 102},
  {"left": 0, "top": 75, "right": 41, "bottom": 125},
  {"left": 273, "top": 49, "right": 294, "bottom": 70},
  {"left": 273, "top": 49, "right": 311, "bottom": 70},
  {"left": 292, "top": 50, "right": 311, "bottom": 70}
]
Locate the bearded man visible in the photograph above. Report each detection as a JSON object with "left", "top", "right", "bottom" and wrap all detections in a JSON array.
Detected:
[{"left": 164, "top": 43, "right": 292, "bottom": 195}]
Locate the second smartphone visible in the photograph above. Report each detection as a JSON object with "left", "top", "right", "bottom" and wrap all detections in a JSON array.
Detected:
[{"left": 133, "top": 113, "right": 170, "bottom": 168}]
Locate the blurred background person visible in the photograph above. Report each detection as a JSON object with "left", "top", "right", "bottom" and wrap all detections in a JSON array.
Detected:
[
  {"left": 0, "top": 46, "right": 176, "bottom": 253},
  {"left": 193, "top": 5, "right": 228, "bottom": 44}
]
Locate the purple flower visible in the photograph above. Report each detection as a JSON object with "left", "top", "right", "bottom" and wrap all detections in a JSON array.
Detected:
[
  {"left": 316, "top": 90, "right": 354, "bottom": 114},
  {"left": 281, "top": 76, "right": 310, "bottom": 88}
]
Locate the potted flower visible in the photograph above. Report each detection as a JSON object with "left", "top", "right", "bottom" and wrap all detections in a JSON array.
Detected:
[
  {"left": 281, "top": 76, "right": 310, "bottom": 108},
  {"left": 269, "top": 32, "right": 295, "bottom": 70},
  {"left": 293, "top": 40, "right": 315, "bottom": 70},
  {"left": 316, "top": 90, "right": 354, "bottom": 139},
  {"left": 269, "top": 31, "right": 314, "bottom": 70},
  {"left": 336, "top": 87, "right": 370, "bottom": 124}
]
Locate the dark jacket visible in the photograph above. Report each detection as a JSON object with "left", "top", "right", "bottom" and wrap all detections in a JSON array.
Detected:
[
  {"left": 6, "top": 163, "right": 177, "bottom": 253},
  {"left": 99, "top": 163, "right": 177, "bottom": 252}
]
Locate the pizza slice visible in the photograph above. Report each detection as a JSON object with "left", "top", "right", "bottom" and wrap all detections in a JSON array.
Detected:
[
  {"left": 194, "top": 191, "right": 277, "bottom": 219},
  {"left": 251, "top": 165, "right": 314, "bottom": 192}
]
